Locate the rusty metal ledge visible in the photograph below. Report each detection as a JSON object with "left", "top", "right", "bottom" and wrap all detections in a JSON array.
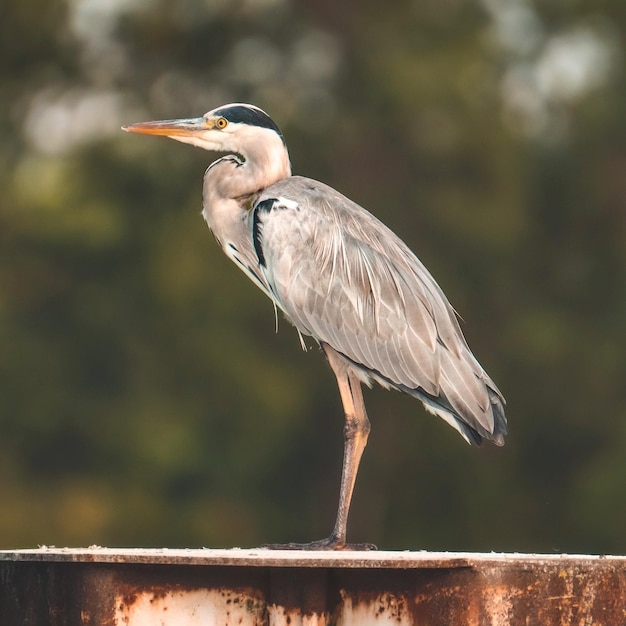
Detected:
[
  {"left": 2, "top": 546, "right": 624, "bottom": 568},
  {"left": 1, "top": 548, "right": 625, "bottom": 625}
]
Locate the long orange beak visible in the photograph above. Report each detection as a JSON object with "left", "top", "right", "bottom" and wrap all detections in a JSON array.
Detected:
[{"left": 122, "top": 117, "right": 209, "bottom": 137}]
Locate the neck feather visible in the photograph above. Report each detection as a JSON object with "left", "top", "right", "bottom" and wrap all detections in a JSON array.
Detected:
[
  {"left": 205, "top": 130, "right": 291, "bottom": 202},
  {"left": 202, "top": 130, "right": 291, "bottom": 237}
]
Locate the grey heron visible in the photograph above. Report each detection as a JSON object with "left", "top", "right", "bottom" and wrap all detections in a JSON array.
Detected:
[{"left": 123, "top": 103, "right": 507, "bottom": 550}]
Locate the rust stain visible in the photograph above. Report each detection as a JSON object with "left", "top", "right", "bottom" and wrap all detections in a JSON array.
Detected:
[
  {"left": 1, "top": 551, "right": 626, "bottom": 625},
  {"left": 114, "top": 586, "right": 269, "bottom": 625}
]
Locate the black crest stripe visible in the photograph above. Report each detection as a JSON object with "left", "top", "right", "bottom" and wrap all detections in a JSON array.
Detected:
[{"left": 214, "top": 105, "right": 284, "bottom": 143}]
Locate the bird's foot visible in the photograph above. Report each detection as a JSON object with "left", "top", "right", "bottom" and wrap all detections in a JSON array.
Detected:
[{"left": 261, "top": 537, "right": 377, "bottom": 551}]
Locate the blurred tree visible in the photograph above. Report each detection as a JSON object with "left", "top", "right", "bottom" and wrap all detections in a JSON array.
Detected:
[{"left": 0, "top": 0, "right": 625, "bottom": 553}]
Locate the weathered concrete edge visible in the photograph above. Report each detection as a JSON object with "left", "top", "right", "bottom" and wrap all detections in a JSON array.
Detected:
[{"left": 0, "top": 547, "right": 624, "bottom": 570}]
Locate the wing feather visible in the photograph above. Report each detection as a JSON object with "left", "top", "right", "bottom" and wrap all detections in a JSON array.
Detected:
[{"left": 249, "top": 177, "right": 507, "bottom": 443}]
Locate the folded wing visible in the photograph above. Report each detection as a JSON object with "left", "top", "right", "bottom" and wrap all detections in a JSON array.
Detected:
[{"left": 250, "top": 176, "right": 507, "bottom": 445}]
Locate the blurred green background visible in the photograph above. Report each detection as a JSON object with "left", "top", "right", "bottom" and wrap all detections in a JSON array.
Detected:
[{"left": 1, "top": 0, "right": 625, "bottom": 553}]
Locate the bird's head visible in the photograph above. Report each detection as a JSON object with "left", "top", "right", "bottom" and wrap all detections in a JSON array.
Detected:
[{"left": 123, "top": 103, "right": 285, "bottom": 155}]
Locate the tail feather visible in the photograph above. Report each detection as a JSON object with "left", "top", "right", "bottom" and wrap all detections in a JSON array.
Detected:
[
  {"left": 339, "top": 350, "right": 507, "bottom": 446},
  {"left": 406, "top": 383, "right": 507, "bottom": 447}
]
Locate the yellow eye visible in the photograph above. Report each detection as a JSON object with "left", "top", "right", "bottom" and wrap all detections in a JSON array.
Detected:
[{"left": 215, "top": 117, "right": 228, "bottom": 129}]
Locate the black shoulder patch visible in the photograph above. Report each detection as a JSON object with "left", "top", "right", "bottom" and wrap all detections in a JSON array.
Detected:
[
  {"left": 252, "top": 198, "right": 278, "bottom": 268},
  {"left": 214, "top": 105, "right": 284, "bottom": 143}
]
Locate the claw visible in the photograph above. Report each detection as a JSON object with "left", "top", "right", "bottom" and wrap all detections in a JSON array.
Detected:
[{"left": 261, "top": 538, "right": 377, "bottom": 551}]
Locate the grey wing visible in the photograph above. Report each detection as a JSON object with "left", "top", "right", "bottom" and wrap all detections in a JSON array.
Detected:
[{"left": 251, "top": 177, "right": 507, "bottom": 445}]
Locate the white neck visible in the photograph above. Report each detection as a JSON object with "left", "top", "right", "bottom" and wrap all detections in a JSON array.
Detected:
[{"left": 201, "top": 127, "right": 291, "bottom": 241}]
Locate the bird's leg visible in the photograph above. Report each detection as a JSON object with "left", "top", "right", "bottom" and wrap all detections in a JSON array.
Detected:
[
  {"left": 323, "top": 345, "right": 375, "bottom": 550},
  {"left": 263, "top": 344, "right": 376, "bottom": 551}
]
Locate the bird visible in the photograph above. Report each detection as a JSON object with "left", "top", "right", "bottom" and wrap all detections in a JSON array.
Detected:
[{"left": 123, "top": 103, "right": 507, "bottom": 550}]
